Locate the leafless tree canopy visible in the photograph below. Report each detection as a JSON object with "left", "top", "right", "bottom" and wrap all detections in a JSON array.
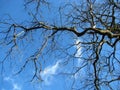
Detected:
[{"left": 0, "top": 0, "right": 120, "bottom": 90}]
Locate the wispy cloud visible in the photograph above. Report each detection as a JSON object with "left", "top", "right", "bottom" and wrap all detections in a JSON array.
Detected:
[
  {"left": 40, "top": 61, "right": 61, "bottom": 85},
  {"left": 4, "top": 76, "right": 12, "bottom": 81},
  {"left": 1, "top": 89, "right": 5, "bottom": 90},
  {"left": 4, "top": 76, "right": 22, "bottom": 90},
  {"left": 74, "top": 38, "right": 86, "bottom": 79},
  {"left": 13, "top": 83, "right": 21, "bottom": 90},
  {"left": 75, "top": 38, "right": 82, "bottom": 65}
]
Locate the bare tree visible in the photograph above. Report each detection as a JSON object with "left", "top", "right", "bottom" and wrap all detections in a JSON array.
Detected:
[{"left": 0, "top": 0, "right": 120, "bottom": 90}]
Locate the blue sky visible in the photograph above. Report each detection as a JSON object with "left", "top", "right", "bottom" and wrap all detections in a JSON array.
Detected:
[
  {"left": 1, "top": 0, "right": 120, "bottom": 90},
  {"left": 0, "top": 0, "right": 82, "bottom": 90},
  {"left": 0, "top": 0, "right": 28, "bottom": 22}
]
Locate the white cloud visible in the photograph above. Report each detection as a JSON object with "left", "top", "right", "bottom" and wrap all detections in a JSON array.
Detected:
[
  {"left": 3, "top": 76, "right": 22, "bottom": 90},
  {"left": 74, "top": 38, "right": 86, "bottom": 79},
  {"left": 40, "top": 61, "right": 60, "bottom": 85},
  {"left": 4, "top": 76, "right": 12, "bottom": 81},
  {"left": 1, "top": 88, "right": 5, "bottom": 90},
  {"left": 4, "top": 77, "right": 10, "bottom": 81},
  {"left": 13, "top": 83, "right": 21, "bottom": 90},
  {"left": 75, "top": 38, "right": 82, "bottom": 65}
]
